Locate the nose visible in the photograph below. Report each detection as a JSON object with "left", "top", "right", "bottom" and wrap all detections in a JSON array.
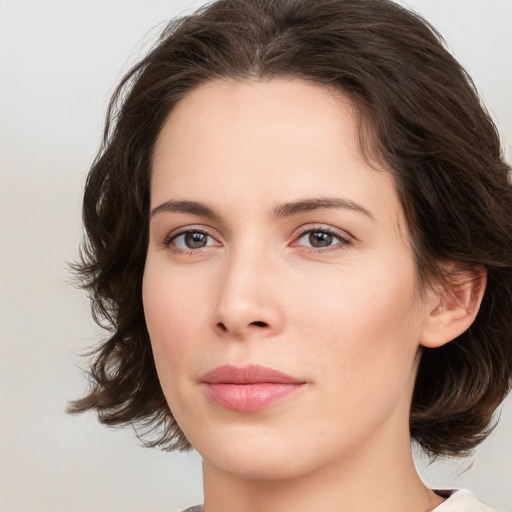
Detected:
[{"left": 212, "top": 245, "right": 284, "bottom": 340}]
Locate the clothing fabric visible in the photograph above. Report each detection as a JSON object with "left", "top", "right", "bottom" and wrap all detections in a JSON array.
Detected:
[
  {"left": 181, "top": 489, "right": 499, "bottom": 512},
  {"left": 432, "top": 489, "right": 498, "bottom": 511}
]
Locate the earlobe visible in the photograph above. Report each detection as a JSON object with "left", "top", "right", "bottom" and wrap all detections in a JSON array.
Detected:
[{"left": 420, "top": 266, "right": 487, "bottom": 349}]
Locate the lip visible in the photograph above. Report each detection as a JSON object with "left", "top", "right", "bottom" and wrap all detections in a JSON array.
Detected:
[{"left": 200, "top": 364, "right": 306, "bottom": 412}]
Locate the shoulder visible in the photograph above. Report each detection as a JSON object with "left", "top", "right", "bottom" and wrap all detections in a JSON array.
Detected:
[
  {"left": 180, "top": 507, "right": 202, "bottom": 512},
  {"left": 432, "top": 489, "right": 502, "bottom": 512}
]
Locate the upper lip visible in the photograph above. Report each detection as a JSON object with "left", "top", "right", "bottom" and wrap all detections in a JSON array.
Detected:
[{"left": 201, "top": 364, "right": 304, "bottom": 384}]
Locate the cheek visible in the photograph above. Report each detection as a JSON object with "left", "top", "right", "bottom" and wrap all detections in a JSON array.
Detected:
[
  {"left": 142, "top": 269, "right": 210, "bottom": 425},
  {"left": 289, "top": 259, "right": 422, "bottom": 388},
  {"left": 143, "top": 256, "right": 210, "bottom": 335},
  {"left": 142, "top": 265, "right": 201, "bottom": 378},
  {"left": 292, "top": 257, "right": 420, "bottom": 339}
]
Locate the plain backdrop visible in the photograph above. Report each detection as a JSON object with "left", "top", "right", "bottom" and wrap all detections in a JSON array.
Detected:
[{"left": 0, "top": 1, "right": 511, "bottom": 511}]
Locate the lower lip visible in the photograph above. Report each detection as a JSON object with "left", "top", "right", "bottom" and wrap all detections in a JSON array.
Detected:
[{"left": 202, "top": 383, "right": 305, "bottom": 412}]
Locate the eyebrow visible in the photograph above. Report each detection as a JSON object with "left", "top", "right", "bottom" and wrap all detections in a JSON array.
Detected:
[
  {"left": 151, "top": 200, "right": 218, "bottom": 218},
  {"left": 272, "top": 197, "right": 374, "bottom": 220},
  {"left": 150, "top": 197, "right": 374, "bottom": 220}
]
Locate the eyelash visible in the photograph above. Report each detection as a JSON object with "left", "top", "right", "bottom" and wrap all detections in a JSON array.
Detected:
[
  {"left": 163, "top": 227, "right": 219, "bottom": 255},
  {"left": 292, "top": 226, "right": 352, "bottom": 252},
  {"left": 163, "top": 226, "right": 352, "bottom": 255}
]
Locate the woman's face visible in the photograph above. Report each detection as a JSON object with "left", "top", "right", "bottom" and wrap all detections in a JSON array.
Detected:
[{"left": 143, "top": 78, "right": 436, "bottom": 480}]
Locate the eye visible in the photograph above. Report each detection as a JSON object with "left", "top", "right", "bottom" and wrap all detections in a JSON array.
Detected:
[
  {"left": 165, "top": 229, "right": 219, "bottom": 251},
  {"left": 294, "top": 227, "right": 351, "bottom": 250}
]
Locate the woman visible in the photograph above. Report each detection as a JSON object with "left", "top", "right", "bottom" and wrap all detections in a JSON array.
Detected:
[{"left": 70, "top": 0, "right": 512, "bottom": 510}]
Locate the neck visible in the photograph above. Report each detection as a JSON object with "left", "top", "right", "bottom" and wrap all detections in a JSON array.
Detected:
[{"left": 201, "top": 428, "right": 443, "bottom": 512}]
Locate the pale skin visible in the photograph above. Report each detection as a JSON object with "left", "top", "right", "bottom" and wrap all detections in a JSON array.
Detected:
[{"left": 143, "top": 78, "right": 485, "bottom": 512}]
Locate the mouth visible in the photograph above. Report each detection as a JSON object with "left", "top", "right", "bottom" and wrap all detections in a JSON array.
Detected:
[{"left": 200, "top": 364, "right": 307, "bottom": 412}]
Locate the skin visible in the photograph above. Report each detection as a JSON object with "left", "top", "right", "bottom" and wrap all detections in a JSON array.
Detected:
[{"left": 143, "top": 78, "right": 481, "bottom": 512}]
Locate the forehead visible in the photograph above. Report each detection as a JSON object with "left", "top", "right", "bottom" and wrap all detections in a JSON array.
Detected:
[
  {"left": 151, "top": 77, "right": 403, "bottom": 232},
  {"left": 153, "top": 77, "right": 357, "bottom": 173}
]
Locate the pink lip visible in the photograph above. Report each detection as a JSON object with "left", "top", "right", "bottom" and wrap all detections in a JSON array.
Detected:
[{"left": 200, "top": 364, "right": 306, "bottom": 412}]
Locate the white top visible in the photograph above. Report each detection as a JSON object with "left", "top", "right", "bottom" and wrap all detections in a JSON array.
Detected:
[{"left": 433, "top": 489, "right": 498, "bottom": 512}]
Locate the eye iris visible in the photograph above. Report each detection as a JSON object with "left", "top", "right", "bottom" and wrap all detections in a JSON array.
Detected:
[
  {"left": 309, "top": 231, "right": 333, "bottom": 247},
  {"left": 185, "top": 232, "right": 207, "bottom": 248}
]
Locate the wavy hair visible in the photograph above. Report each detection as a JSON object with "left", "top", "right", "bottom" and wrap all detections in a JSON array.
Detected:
[{"left": 69, "top": 0, "right": 512, "bottom": 457}]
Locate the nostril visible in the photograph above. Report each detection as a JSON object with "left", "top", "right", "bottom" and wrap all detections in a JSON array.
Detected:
[
  {"left": 215, "top": 320, "right": 269, "bottom": 333},
  {"left": 250, "top": 321, "right": 268, "bottom": 328}
]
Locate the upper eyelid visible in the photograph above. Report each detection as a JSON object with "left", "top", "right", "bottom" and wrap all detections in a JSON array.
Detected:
[
  {"left": 165, "top": 225, "right": 219, "bottom": 240},
  {"left": 160, "top": 223, "right": 354, "bottom": 246},
  {"left": 293, "top": 224, "right": 353, "bottom": 241},
  {"left": 160, "top": 228, "right": 220, "bottom": 251}
]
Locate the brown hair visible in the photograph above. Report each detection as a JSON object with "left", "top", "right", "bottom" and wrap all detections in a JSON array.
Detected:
[{"left": 70, "top": 0, "right": 512, "bottom": 457}]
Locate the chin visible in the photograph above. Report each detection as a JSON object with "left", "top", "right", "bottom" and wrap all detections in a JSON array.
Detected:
[
  {"left": 203, "top": 448, "right": 316, "bottom": 481},
  {"left": 191, "top": 422, "right": 339, "bottom": 482}
]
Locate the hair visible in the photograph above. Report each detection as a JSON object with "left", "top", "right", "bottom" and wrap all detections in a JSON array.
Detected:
[{"left": 69, "top": 0, "right": 512, "bottom": 457}]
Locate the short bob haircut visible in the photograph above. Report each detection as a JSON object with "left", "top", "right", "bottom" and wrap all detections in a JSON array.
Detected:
[{"left": 70, "top": 0, "right": 512, "bottom": 458}]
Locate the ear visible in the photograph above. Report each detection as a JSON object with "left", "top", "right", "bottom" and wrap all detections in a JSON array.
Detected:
[{"left": 420, "top": 266, "right": 487, "bottom": 349}]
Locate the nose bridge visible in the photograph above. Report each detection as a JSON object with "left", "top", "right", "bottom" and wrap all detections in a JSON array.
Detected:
[{"left": 213, "top": 236, "right": 282, "bottom": 338}]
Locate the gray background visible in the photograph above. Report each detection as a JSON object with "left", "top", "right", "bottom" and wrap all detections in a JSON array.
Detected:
[{"left": 1, "top": 0, "right": 511, "bottom": 510}]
